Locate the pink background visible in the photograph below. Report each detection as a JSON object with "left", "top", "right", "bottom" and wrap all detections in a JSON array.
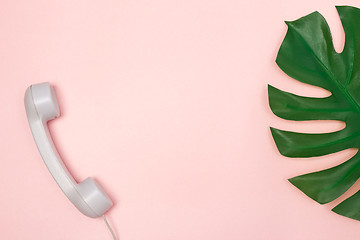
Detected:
[{"left": 1, "top": 0, "right": 360, "bottom": 239}]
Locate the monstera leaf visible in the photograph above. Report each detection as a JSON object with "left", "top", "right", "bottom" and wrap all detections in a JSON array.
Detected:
[{"left": 269, "top": 5, "right": 360, "bottom": 221}]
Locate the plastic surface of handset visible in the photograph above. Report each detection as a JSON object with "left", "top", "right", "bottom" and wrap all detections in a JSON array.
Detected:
[{"left": 24, "top": 82, "right": 113, "bottom": 218}]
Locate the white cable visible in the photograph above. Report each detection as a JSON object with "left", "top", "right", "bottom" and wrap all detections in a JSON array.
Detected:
[{"left": 103, "top": 215, "right": 117, "bottom": 240}]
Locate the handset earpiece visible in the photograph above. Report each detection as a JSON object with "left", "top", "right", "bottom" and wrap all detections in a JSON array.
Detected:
[{"left": 25, "top": 82, "right": 113, "bottom": 218}]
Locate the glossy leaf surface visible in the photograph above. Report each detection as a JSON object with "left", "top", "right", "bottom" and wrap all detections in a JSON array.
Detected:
[{"left": 270, "top": 6, "right": 360, "bottom": 221}]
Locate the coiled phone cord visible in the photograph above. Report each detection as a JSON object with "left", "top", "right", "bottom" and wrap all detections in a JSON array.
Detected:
[{"left": 103, "top": 215, "right": 117, "bottom": 240}]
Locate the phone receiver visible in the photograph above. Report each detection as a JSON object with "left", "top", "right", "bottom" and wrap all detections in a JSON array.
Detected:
[{"left": 24, "top": 82, "right": 113, "bottom": 218}]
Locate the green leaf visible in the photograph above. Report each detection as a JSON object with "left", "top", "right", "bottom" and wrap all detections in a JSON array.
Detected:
[{"left": 269, "top": 6, "right": 360, "bottom": 221}]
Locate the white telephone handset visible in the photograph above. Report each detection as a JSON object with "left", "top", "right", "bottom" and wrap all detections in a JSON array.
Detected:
[{"left": 25, "top": 82, "right": 113, "bottom": 218}]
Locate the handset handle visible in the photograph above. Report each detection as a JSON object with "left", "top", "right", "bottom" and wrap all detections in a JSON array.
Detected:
[{"left": 25, "top": 83, "right": 113, "bottom": 218}]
